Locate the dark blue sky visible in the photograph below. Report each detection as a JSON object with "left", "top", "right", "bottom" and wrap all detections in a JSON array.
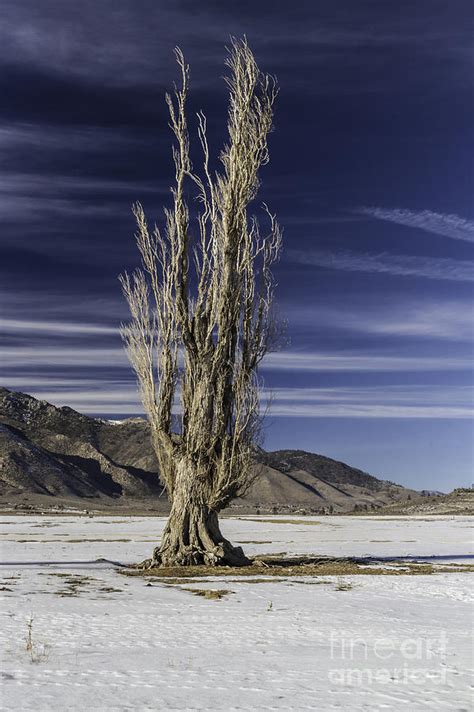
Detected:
[{"left": 1, "top": 1, "right": 473, "bottom": 490}]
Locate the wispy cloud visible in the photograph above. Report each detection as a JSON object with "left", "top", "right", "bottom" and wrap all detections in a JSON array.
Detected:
[
  {"left": 0, "top": 171, "right": 162, "bottom": 198},
  {"left": 355, "top": 303, "right": 474, "bottom": 340},
  {"left": 285, "top": 299, "right": 474, "bottom": 341},
  {"left": 2, "top": 313, "right": 472, "bottom": 421},
  {"left": 1, "top": 2, "right": 465, "bottom": 89},
  {"left": 288, "top": 249, "right": 474, "bottom": 282},
  {"left": 358, "top": 207, "right": 474, "bottom": 243},
  {"left": 0, "top": 195, "right": 125, "bottom": 222},
  {"left": 263, "top": 351, "right": 471, "bottom": 372},
  {"left": 2, "top": 345, "right": 471, "bottom": 373},
  {"left": 1, "top": 318, "right": 119, "bottom": 336},
  {"left": 0, "top": 124, "right": 146, "bottom": 152},
  {"left": 264, "top": 384, "right": 474, "bottom": 419},
  {"left": 266, "top": 385, "right": 474, "bottom": 406},
  {"left": 0, "top": 169, "right": 166, "bottom": 224},
  {"left": 3, "top": 376, "right": 131, "bottom": 392},
  {"left": 0, "top": 347, "right": 127, "bottom": 368},
  {"left": 5, "top": 380, "right": 472, "bottom": 419},
  {"left": 268, "top": 402, "right": 473, "bottom": 419}
]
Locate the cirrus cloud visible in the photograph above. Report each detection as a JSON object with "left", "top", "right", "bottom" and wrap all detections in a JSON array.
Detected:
[
  {"left": 288, "top": 248, "right": 474, "bottom": 282},
  {"left": 358, "top": 207, "right": 474, "bottom": 243}
]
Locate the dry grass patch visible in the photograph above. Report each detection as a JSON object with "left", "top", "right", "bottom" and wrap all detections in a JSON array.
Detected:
[
  {"left": 55, "top": 590, "right": 79, "bottom": 597},
  {"left": 68, "top": 538, "right": 132, "bottom": 543},
  {"left": 53, "top": 574, "right": 96, "bottom": 597},
  {"left": 164, "top": 577, "right": 290, "bottom": 585},
  {"left": 160, "top": 576, "right": 333, "bottom": 585},
  {"left": 15, "top": 538, "right": 133, "bottom": 543},
  {"left": 122, "top": 555, "right": 474, "bottom": 580},
  {"left": 25, "top": 614, "right": 49, "bottom": 663},
  {"left": 182, "top": 588, "right": 233, "bottom": 600},
  {"left": 39, "top": 572, "right": 73, "bottom": 578},
  {"left": 238, "top": 518, "right": 321, "bottom": 526}
]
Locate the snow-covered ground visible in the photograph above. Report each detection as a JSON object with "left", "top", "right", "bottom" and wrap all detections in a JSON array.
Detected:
[{"left": 1, "top": 515, "right": 473, "bottom": 711}]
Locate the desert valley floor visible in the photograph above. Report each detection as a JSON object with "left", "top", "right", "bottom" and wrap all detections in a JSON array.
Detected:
[{"left": 0, "top": 515, "right": 472, "bottom": 711}]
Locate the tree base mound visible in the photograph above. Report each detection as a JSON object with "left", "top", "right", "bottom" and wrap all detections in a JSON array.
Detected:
[
  {"left": 138, "top": 541, "right": 251, "bottom": 570},
  {"left": 124, "top": 555, "right": 474, "bottom": 577}
]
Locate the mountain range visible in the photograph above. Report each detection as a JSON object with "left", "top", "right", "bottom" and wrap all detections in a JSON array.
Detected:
[{"left": 0, "top": 387, "right": 416, "bottom": 513}]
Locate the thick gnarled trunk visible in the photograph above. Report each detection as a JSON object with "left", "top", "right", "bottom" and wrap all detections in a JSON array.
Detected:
[
  {"left": 155, "top": 503, "right": 249, "bottom": 567},
  {"left": 149, "top": 457, "right": 250, "bottom": 568}
]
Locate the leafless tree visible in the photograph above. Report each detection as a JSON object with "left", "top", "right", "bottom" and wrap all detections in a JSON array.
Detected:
[{"left": 120, "top": 39, "right": 281, "bottom": 567}]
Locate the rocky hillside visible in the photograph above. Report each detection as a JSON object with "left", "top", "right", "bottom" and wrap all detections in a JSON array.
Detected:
[
  {"left": 366, "top": 488, "right": 474, "bottom": 516},
  {"left": 0, "top": 387, "right": 415, "bottom": 513}
]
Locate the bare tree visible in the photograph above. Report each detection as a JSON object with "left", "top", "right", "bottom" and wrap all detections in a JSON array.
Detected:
[{"left": 120, "top": 39, "right": 281, "bottom": 567}]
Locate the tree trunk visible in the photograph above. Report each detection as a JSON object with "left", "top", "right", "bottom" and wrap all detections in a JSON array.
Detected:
[{"left": 149, "top": 457, "right": 251, "bottom": 568}]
